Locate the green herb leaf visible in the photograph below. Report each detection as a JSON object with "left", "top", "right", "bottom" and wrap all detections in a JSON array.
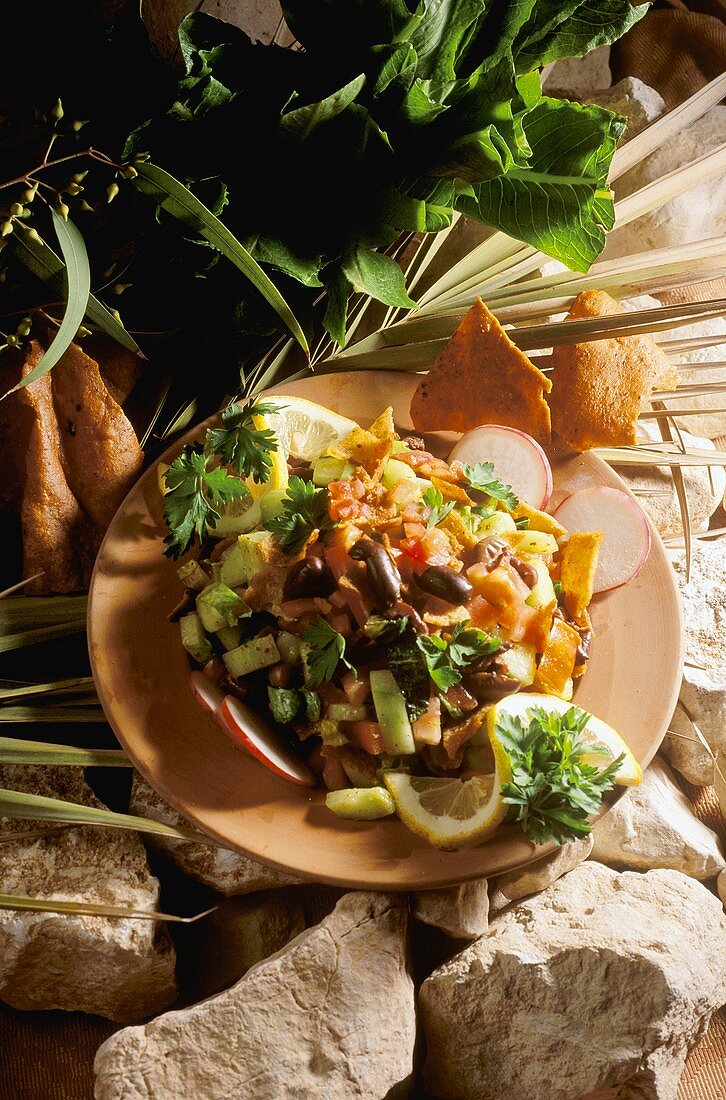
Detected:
[
  {"left": 363, "top": 614, "right": 408, "bottom": 644},
  {"left": 206, "top": 399, "right": 279, "bottom": 483},
  {"left": 163, "top": 446, "right": 248, "bottom": 558},
  {"left": 267, "top": 686, "right": 303, "bottom": 725},
  {"left": 497, "top": 704, "right": 624, "bottom": 844},
  {"left": 423, "top": 485, "right": 456, "bottom": 529},
  {"left": 388, "top": 626, "right": 430, "bottom": 722},
  {"left": 460, "top": 462, "right": 519, "bottom": 510},
  {"left": 416, "top": 621, "right": 500, "bottom": 692},
  {"left": 301, "top": 616, "right": 355, "bottom": 687},
  {"left": 268, "top": 476, "right": 332, "bottom": 553},
  {"left": 2, "top": 212, "right": 91, "bottom": 400}
]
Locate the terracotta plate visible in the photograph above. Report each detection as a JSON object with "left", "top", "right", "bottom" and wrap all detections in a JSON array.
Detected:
[{"left": 88, "top": 371, "right": 684, "bottom": 889}]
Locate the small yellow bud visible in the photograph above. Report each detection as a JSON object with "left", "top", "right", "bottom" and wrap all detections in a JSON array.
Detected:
[
  {"left": 106, "top": 182, "right": 119, "bottom": 204},
  {"left": 0, "top": 270, "right": 6, "bottom": 282},
  {"left": 6, "top": 334, "right": 19, "bottom": 347},
  {"left": 80, "top": 200, "right": 94, "bottom": 213},
  {"left": 72, "top": 171, "right": 88, "bottom": 182},
  {"left": 52, "top": 98, "right": 64, "bottom": 121},
  {"left": 109, "top": 308, "right": 122, "bottom": 323},
  {"left": 71, "top": 119, "right": 89, "bottom": 132},
  {"left": 66, "top": 181, "right": 83, "bottom": 195},
  {"left": 26, "top": 227, "right": 41, "bottom": 242},
  {"left": 17, "top": 318, "right": 32, "bottom": 337},
  {"left": 112, "top": 282, "right": 131, "bottom": 295},
  {"left": 133, "top": 151, "right": 151, "bottom": 163},
  {"left": 76, "top": 325, "right": 92, "bottom": 339},
  {"left": 121, "top": 165, "right": 138, "bottom": 179},
  {"left": 1, "top": 221, "right": 13, "bottom": 237},
  {"left": 22, "top": 186, "right": 37, "bottom": 203},
  {"left": 10, "top": 202, "right": 23, "bottom": 217},
  {"left": 56, "top": 201, "right": 69, "bottom": 221}
]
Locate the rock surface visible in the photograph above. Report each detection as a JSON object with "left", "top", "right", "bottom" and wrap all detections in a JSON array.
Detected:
[
  {"left": 0, "top": 766, "right": 177, "bottom": 1022},
  {"left": 580, "top": 77, "right": 666, "bottom": 140},
  {"left": 662, "top": 312, "right": 726, "bottom": 440},
  {"left": 543, "top": 45, "right": 611, "bottom": 97},
  {"left": 488, "top": 836, "right": 593, "bottom": 913},
  {"left": 665, "top": 544, "right": 726, "bottom": 785},
  {"left": 95, "top": 892, "right": 415, "bottom": 1100},
  {"left": 413, "top": 880, "right": 489, "bottom": 939},
  {"left": 591, "top": 757, "right": 725, "bottom": 879},
  {"left": 421, "top": 862, "right": 726, "bottom": 1100},
  {"left": 130, "top": 773, "right": 302, "bottom": 894},
  {"left": 719, "top": 869, "right": 726, "bottom": 908},
  {"left": 613, "top": 421, "right": 725, "bottom": 540}
]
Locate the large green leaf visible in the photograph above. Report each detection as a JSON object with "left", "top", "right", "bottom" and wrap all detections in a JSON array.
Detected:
[
  {"left": 2, "top": 212, "right": 91, "bottom": 399},
  {"left": 514, "top": 0, "right": 649, "bottom": 71},
  {"left": 281, "top": 74, "right": 367, "bottom": 140},
  {"left": 11, "top": 221, "right": 140, "bottom": 354},
  {"left": 135, "top": 162, "right": 309, "bottom": 355},
  {"left": 457, "top": 97, "right": 624, "bottom": 271},
  {"left": 343, "top": 245, "right": 417, "bottom": 308},
  {"left": 282, "top": 0, "right": 419, "bottom": 53}
]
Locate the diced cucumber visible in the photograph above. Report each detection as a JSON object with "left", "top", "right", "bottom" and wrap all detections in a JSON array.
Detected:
[
  {"left": 301, "top": 689, "right": 321, "bottom": 723},
  {"left": 382, "top": 459, "right": 418, "bottom": 489},
  {"left": 339, "top": 752, "right": 377, "bottom": 788},
  {"left": 276, "top": 630, "right": 302, "bottom": 664},
  {"left": 498, "top": 642, "right": 537, "bottom": 687},
  {"left": 320, "top": 719, "right": 348, "bottom": 747},
  {"left": 177, "top": 560, "right": 209, "bottom": 590},
  {"left": 180, "top": 612, "right": 213, "bottom": 665},
  {"left": 478, "top": 511, "right": 517, "bottom": 537},
  {"left": 196, "top": 582, "right": 247, "bottom": 633},
  {"left": 326, "top": 703, "right": 368, "bottom": 723},
  {"left": 216, "top": 624, "right": 245, "bottom": 651},
  {"left": 268, "top": 687, "right": 302, "bottom": 725},
  {"left": 511, "top": 530, "right": 558, "bottom": 556},
  {"left": 391, "top": 440, "right": 409, "bottom": 454},
  {"left": 212, "top": 497, "right": 261, "bottom": 537},
  {"left": 369, "top": 669, "right": 415, "bottom": 755},
  {"left": 259, "top": 489, "right": 288, "bottom": 524},
  {"left": 312, "top": 455, "right": 354, "bottom": 486},
  {"left": 325, "top": 786, "right": 396, "bottom": 820},
  {"left": 525, "top": 560, "right": 557, "bottom": 610},
  {"left": 222, "top": 634, "right": 281, "bottom": 678},
  {"left": 220, "top": 530, "right": 274, "bottom": 588}
]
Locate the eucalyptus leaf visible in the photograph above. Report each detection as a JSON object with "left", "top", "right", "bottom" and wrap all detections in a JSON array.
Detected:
[
  {"left": 0, "top": 893, "right": 216, "bottom": 923},
  {"left": 2, "top": 212, "right": 91, "bottom": 399},
  {"left": 0, "top": 737, "right": 129, "bottom": 766},
  {"left": 134, "top": 162, "right": 310, "bottom": 354}
]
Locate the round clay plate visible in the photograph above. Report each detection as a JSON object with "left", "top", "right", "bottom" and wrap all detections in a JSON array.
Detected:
[{"left": 88, "top": 371, "right": 684, "bottom": 889}]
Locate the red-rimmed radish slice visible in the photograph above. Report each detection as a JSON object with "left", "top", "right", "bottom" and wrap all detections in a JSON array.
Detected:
[
  {"left": 554, "top": 486, "right": 651, "bottom": 593},
  {"left": 190, "top": 671, "right": 225, "bottom": 718},
  {"left": 202, "top": 658, "right": 226, "bottom": 686},
  {"left": 220, "top": 695, "right": 315, "bottom": 787},
  {"left": 448, "top": 424, "right": 553, "bottom": 508}
]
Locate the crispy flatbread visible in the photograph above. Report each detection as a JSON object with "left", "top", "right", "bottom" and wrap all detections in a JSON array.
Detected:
[
  {"left": 560, "top": 530, "right": 604, "bottom": 621},
  {"left": 410, "top": 298, "right": 552, "bottom": 441},
  {"left": 549, "top": 291, "right": 679, "bottom": 450}
]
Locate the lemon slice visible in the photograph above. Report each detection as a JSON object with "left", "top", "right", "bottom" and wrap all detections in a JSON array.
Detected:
[
  {"left": 383, "top": 771, "right": 509, "bottom": 849},
  {"left": 260, "top": 397, "right": 358, "bottom": 463},
  {"left": 487, "top": 692, "right": 642, "bottom": 786}
]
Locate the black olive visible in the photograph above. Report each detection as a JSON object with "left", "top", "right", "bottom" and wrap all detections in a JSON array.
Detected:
[
  {"left": 350, "top": 538, "right": 401, "bottom": 608},
  {"left": 283, "top": 556, "right": 335, "bottom": 600},
  {"left": 510, "top": 556, "right": 538, "bottom": 589},
  {"left": 472, "top": 536, "right": 509, "bottom": 570},
  {"left": 414, "top": 565, "right": 473, "bottom": 606}
]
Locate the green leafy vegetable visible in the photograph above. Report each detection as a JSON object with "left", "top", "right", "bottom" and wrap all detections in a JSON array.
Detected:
[
  {"left": 163, "top": 446, "right": 248, "bottom": 558},
  {"left": 417, "top": 621, "right": 501, "bottom": 692},
  {"left": 388, "top": 626, "right": 430, "bottom": 722},
  {"left": 302, "top": 616, "right": 355, "bottom": 687},
  {"left": 268, "top": 476, "right": 333, "bottom": 553},
  {"left": 363, "top": 614, "right": 409, "bottom": 643},
  {"left": 461, "top": 462, "right": 519, "bottom": 511},
  {"left": 301, "top": 688, "right": 322, "bottom": 723},
  {"left": 267, "top": 686, "right": 321, "bottom": 724},
  {"left": 496, "top": 704, "right": 624, "bottom": 844},
  {"left": 206, "top": 400, "right": 280, "bottom": 483},
  {"left": 423, "top": 485, "right": 456, "bottom": 529}
]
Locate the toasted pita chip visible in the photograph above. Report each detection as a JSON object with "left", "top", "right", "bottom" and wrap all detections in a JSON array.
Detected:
[
  {"left": 549, "top": 291, "right": 679, "bottom": 450},
  {"left": 560, "top": 530, "right": 604, "bottom": 620},
  {"left": 511, "top": 500, "right": 567, "bottom": 539},
  {"left": 84, "top": 335, "right": 143, "bottom": 406},
  {"left": 0, "top": 351, "right": 34, "bottom": 508},
  {"left": 534, "top": 617, "right": 581, "bottom": 696},
  {"left": 368, "top": 406, "right": 395, "bottom": 441},
  {"left": 329, "top": 426, "right": 392, "bottom": 480},
  {"left": 411, "top": 298, "right": 552, "bottom": 441}
]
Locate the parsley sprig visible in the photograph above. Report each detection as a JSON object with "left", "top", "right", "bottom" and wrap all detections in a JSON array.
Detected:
[
  {"left": 205, "top": 400, "right": 281, "bottom": 483},
  {"left": 268, "top": 476, "right": 333, "bottom": 553},
  {"left": 301, "top": 617, "right": 356, "bottom": 687},
  {"left": 461, "top": 462, "right": 519, "bottom": 511},
  {"left": 416, "top": 622, "right": 500, "bottom": 692},
  {"left": 162, "top": 446, "right": 249, "bottom": 559},
  {"left": 423, "top": 485, "right": 456, "bottom": 529},
  {"left": 497, "top": 705, "right": 624, "bottom": 844}
]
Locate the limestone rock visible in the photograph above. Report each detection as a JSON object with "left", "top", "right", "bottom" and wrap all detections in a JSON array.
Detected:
[
  {"left": 174, "top": 890, "right": 305, "bottom": 1004},
  {"left": 95, "top": 892, "right": 414, "bottom": 1100},
  {"left": 719, "top": 869, "right": 726, "bottom": 908},
  {"left": 661, "top": 312, "right": 726, "bottom": 440},
  {"left": 664, "top": 543, "right": 726, "bottom": 785},
  {"left": 0, "top": 766, "right": 177, "bottom": 1023},
  {"left": 130, "top": 773, "right": 302, "bottom": 894},
  {"left": 413, "top": 879, "right": 489, "bottom": 939},
  {"left": 421, "top": 862, "right": 726, "bottom": 1100},
  {"left": 580, "top": 78, "right": 666, "bottom": 140},
  {"left": 613, "top": 421, "right": 725, "bottom": 540},
  {"left": 591, "top": 757, "right": 725, "bottom": 879},
  {"left": 489, "top": 835, "right": 593, "bottom": 913},
  {"left": 543, "top": 46, "right": 611, "bottom": 97}
]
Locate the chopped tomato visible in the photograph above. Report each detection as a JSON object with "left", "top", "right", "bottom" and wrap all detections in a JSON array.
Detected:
[
  {"left": 467, "top": 595, "right": 500, "bottom": 631},
  {"left": 400, "top": 527, "right": 451, "bottom": 566},
  {"left": 324, "top": 543, "right": 354, "bottom": 581},
  {"left": 394, "top": 449, "right": 436, "bottom": 469},
  {"left": 322, "top": 755, "right": 348, "bottom": 791},
  {"left": 327, "top": 478, "right": 369, "bottom": 522},
  {"left": 389, "top": 479, "right": 421, "bottom": 505},
  {"left": 342, "top": 720, "right": 385, "bottom": 755},
  {"left": 401, "top": 502, "right": 424, "bottom": 525},
  {"left": 404, "top": 521, "right": 427, "bottom": 540}
]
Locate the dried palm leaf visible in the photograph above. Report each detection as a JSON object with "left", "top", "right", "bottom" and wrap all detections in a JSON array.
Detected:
[{"left": 0, "top": 894, "right": 216, "bottom": 922}]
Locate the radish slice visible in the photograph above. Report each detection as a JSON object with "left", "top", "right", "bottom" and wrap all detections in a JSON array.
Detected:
[
  {"left": 220, "top": 695, "right": 315, "bottom": 787},
  {"left": 554, "top": 486, "right": 651, "bottom": 593},
  {"left": 190, "top": 671, "right": 225, "bottom": 719},
  {"left": 448, "top": 424, "right": 553, "bottom": 508}
]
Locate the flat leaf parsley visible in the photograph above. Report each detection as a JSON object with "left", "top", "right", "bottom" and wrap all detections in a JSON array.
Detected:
[
  {"left": 461, "top": 462, "right": 519, "bottom": 511},
  {"left": 497, "top": 705, "right": 624, "bottom": 845},
  {"left": 301, "top": 617, "right": 355, "bottom": 687},
  {"left": 206, "top": 399, "right": 280, "bottom": 483},
  {"left": 416, "top": 622, "right": 500, "bottom": 692},
  {"left": 423, "top": 485, "right": 455, "bottom": 530},
  {"left": 163, "top": 446, "right": 249, "bottom": 559},
  {"left": 268, "top": 476, "right": 333, "bottom": 553}
]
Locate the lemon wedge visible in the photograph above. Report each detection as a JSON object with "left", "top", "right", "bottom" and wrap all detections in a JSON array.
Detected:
[
  {"left": 383, "top": 771, "right": 509, "bottom": 849},
  {"left": 260, "top": 397, "right": 358, "bottom": 463},
  {"left": 487, "top": 692, "right": 642, "bottom": 786}
]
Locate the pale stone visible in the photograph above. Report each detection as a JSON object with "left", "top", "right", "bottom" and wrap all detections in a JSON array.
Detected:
[
  {"left": 591, "top": 757, "right": 725, "bottom": 879},
  {"left": 664, "top": 543, "right": 726, "bottom": 785},
  {"left": 613, "top": 420, "right": 725, "bottom": 540},
  {"left": 543, "top": 46, "right": 611, "bottom": 97},
  {"left": 95, "top": 892, "right": 414, "bottom": 1100},
  {"left": 421, "top": 862, "right": 726, "bottom": 1100},
  {"left": 0, "top": 766, "right": 177, "bottom": 1023},
  {"left": 413, "top": 879, "right": 489, "bottom": 939},
  {"left": 130, "top": 773, "right": 302, "bottom": 894},
  {"left": 580, "top": 77, "right": 666, "bottom": 140},
  {"left": 719, "top": 869, "right": 726, "bottom": 908},
  {"left": 142, "top": 1, "right": 293, "bottom": 63},
  {"left": 488, "top": 835, "right": 593, "bottom": 913},
  {"left": 659, "top": 313, "right": 726, "bottom": 440},
  {"left": 175, "top": 890, "right": 305, "bottom": 1003}
]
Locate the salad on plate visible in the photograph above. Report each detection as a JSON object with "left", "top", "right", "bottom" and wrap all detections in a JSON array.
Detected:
[{"left": 162, "top": 396, "right": 643, "bottom": 850}]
